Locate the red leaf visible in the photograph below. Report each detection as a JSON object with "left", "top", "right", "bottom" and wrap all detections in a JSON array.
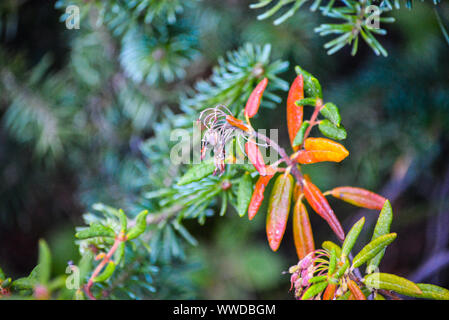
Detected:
[
  {"left": 287, "top": 75, "right": 304, "bottom": 151},
  {"left": 244, "top": 78, "right": 268, "bottom": 118},
  {"left": 330, "top": 186, "right": 386, "bottom": 210},
  {"left": 245, "top": 140, "right": 267, "bottom": 176},
  {"left": 293, "top": 198, "right": 315, "bottom": 259},
  {"left": 302, "top": 176, "right": 344, "bottom": 240}
]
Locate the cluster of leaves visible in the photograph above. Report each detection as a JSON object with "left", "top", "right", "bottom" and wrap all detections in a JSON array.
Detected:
[
  {"left": 250, "top": 0, "right": 443, "bottom": 56},
  {"left": 289, "top": 201, "right": 449, "bottom": 300},
  {"left": 0, "top": 37, "right": 290, "bottom": 298}
]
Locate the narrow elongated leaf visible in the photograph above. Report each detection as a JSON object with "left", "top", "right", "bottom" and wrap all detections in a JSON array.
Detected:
[
  {"left": 287, "top": 74, "right": 304, "bottom": 151},
  {"left": 330, "top": 186, "right": 386, "bottom": 210},
  {"left": 328, "top": 248, "right": 337, "bottom": 275},
  {"left": 114, "top": 242, "right": 125, "bottom": 265},
  {"left": 341, "top": 217, "right": 365, "bottom": 258},
  {"left": 303, "top": 176, "right": 344, "bottom": 240},
  {"left": 245, "top": 140, "right": 267, "bottom": 176},
  {"left": 301, "top": 280, "right": 328, "bottom": 300},
  {"left": 266, "top": 174, "right": 294, "bottom": 251},
  {"left": 309, "top": 275, "right": 327, "bottom": 283},
  {"left": 318, "top": 119, "right": 347, "bottom": 140},
  {"left": 126, "top": 210, "right": 149, "bottom": 240},
  {"left": 322, "top": 241, "right": 342, "bottom": 257},
  {"left": 406, "top": 283, "right": 449, "bottom": 300},
  {"left": 76, "top": 223, "right": 116, "bottom": 239},
  {"left": 93, "top": 261, "right": 116, "bottom": 283},
  {"left": 352, "top": 233, "right": 397, "bottom": 269},
  {"left": 293, "top": 199, "right": 315, "bottom": 259},
  {"left": 323, "top": 283, "right": 337, "bottom": 300},
  {"left": 237, "top": 172, "right": 253, "bottom": 217},
  {"left": 248, "top": 174, "right": 273, "bottom": 220},
  {"left": 334, "top": 257, "right": 349, "bottom": 279},
  {"left": 363, "top": 273, "right": 422, "bottom": 296},
  {"left": 366, "top": 200, "right": 393, "bottom": 273},
  {"left": 38, "top": 240, "right": 51, "bottom": 285},
  {"left": 348, "top": 280, "right": 366, "bottom": 300},
  {"left": 177, "top": 162, "right": 215, "bottom": 185},
  {"left": 244, "top": 77, "right": 268, "bottom": 118}
]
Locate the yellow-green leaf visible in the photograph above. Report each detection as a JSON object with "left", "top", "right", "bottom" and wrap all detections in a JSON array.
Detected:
[
  {"left": 366, "top": 200, "right": 393, "bottom": 273},
  {"left": 322, "top": 241, "right": 342, "bottom": 257},
  {"left": 126, "top": 210, "right": 149, "bottom": 240},
  {"left": 301, "top": 281, "right": 328, "bottom": 300},
  {"left": 352, "top": 233, "right": 397, "bottom": 269},
  {"left": 406, "top": 283, "right": 449, "bottom": 300},
  {"left": 363, "top": 273, "right": 422, "bottom": 296},
  {"left": 341, "top": 217, "right": 365, "bottom": 258},
  {"left": 93, "top": 261, "right": 116, "bottom": 283}
]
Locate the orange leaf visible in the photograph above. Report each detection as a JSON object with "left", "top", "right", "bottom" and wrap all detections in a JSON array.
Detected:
[
  {"left": 244, "top": 78, "right": 268, "bottom": 118},
  {"left": 225, "top": 115, "right": 249, "bottom": 132},
  {"left": 287, "top": 75, "right": 304, "bottom": 152},
  {"left": 293, "top": 198, "right": 315, "bottom": 260},
  {"left": 295, "top": 137, "right": 349, "bottom": 164},
  {"left": 302, "top": 176, "right": 344, "bottom": 240},
  {"left": 293, "top": 182, "right": 303, "bottom": 203},
  {"left": 248, "top": 174, "right": 273, "bottom": 220},
  {"left": 323, "top": 283, "right": 337, "bottom": 300},
  {"left": 330, "top": 186, "right": 386, "bottom": 210},
  {"left": 266, "top": 174, "right": 294, "bottom": 251},
  {"left": 245, "top": 140, "right": 267, "bottom": 176},
  {"left": 347, "top": 280, "right": 366, "bottom": 300}
]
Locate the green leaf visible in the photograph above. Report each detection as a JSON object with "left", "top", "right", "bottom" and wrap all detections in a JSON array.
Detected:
[
  {"left": 322, "top": 241, "right": 342, "bottom": 257},
  {"left": 219, "top": 192, "right": 228, "bottom": 216},
  {"left": 301, "top": 280, "right": 328, "bottom": 300},
  {"left": 114, "top": 242, "right": 126, "bottom": 265},
  {"left": 328, "top": 248, "right": 337, "bottom": 275},
  {"left": 309, "top": 275, "right": 327, "bottom": 284},
  {"left": 177, "top": 162, "right": 216, "bottom": 185},
  {"left": 93, "top": 261, "right": 116, "bottom": 283},
  {"left": 296, "top": 98, "right": 317, "bottom": 107},
  {"left": 352, "top": 233, "right": 397, "bottom": 269},
  {"left": 37, "top": 239, "right": 51, "bottom": 285},
  {"left": 341, "top": 217, "right": 365, "bottom": 258},
  {"left": 237, "top": 172, "right": 253, "bottom": 217},
  {"left": 0, "top": 267, "right": 5, "bottom": 280},
  {"left": 75, "top": 223, "right": 116, "bottom": 239},
  {"left": 295, "top": 66, "right": 322, "bottom": 99},
  {"left": 126, "top": 210, "right": 149, "bottom": 240},
  {"left": 366, "top": 200, "right": 393, "bottom": 273},
  {"left": 318, "top": 119, "right": 347, "bottom": 140},
  {"left": 406, "top": 283, "right": 449, "bottom": 300},
  {"left": 293, "top": 121, "right": 310, "bottom": 147},
  {"left": 117, "top": 209, "right": 128, "bottom": 232},
  {"left": 320, "top": 102, "right": 341, "bottom": 126},
  {"left": 334, "top": 257, "right": 350, "bottom": 279},
  {"left": 363, "top": 273, "right": 422, "bottom": 296}
]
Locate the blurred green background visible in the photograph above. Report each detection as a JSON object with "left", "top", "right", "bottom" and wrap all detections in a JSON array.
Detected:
[{"left": 0, "top": 0, "right": 448, "bottom": 299}]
